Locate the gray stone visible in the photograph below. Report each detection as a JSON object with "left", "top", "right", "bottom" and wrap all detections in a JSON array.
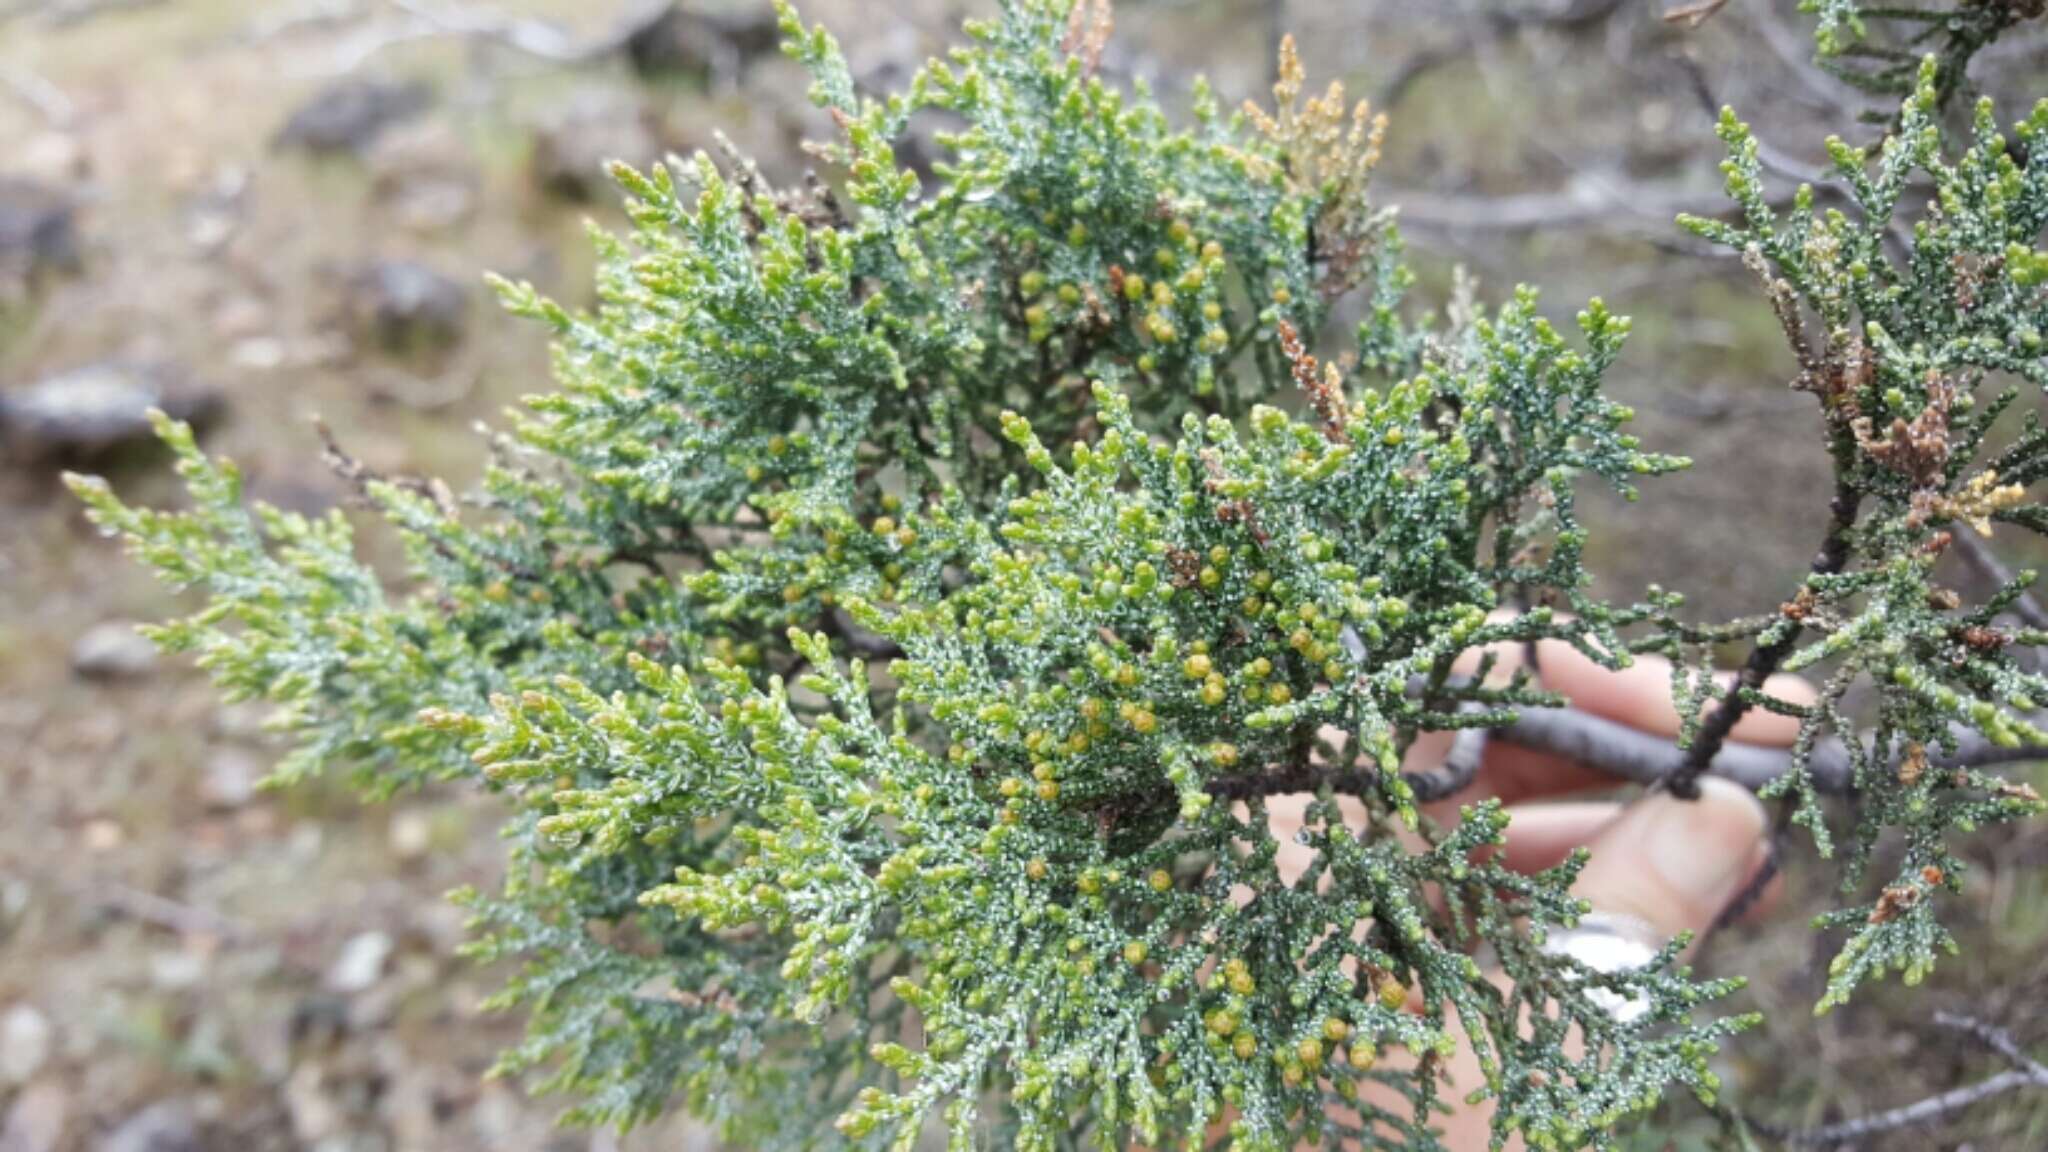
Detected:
[
  {"left": 1, "top": 1080, "right": 68, "bottom": 1152},
  {"left": 387, "top": 809, "right": 433, "bottom": 862},
  {"left": 385, "top": 177, "right": 474, "bottom": 233},
  {"left": 369, "top": 122, "right": 478, "bottom": 233},
  {"left": 284, "top": 1065, "right": 344, "bottom": 1144},
  {"left": 200, "top": 747, "right": 265, "bottom": 809},
  {"left": 15, "top": 132, "right": 87, "bottom": 186},
  {"left": 209, "top": 701, "right": 274, "bottom": 741},
  {"left": 0, "top": 1003, "right": 52, "bottom": 1085},
  {"left": 98, "top": 1099, "right": 199, "bottom": 1152},
  {"left": 0, "top": 179, "right": 80, "bottom": 291},
  {"left": 621, "top": 2, "right": 781, "bottom": 82},
  {"left": 529, "top": 88, "right": 667, "bottom": 202},
  {"left": 346, "top": 261, "right": 468, "bottom": 356},
  {"left": 851, "top": 27, "right": 952, "bottom": 181},
  {"left": 277, "top": 79, "right": 431, "bottom": 155},
  {"left": 70, "top": 622, "right": 158, "bottom": 682},
  {"left": 0, "top": 362, "right": 223, "bottom": 463},
  {"left": 324, "top": 931, "right": 393, "bottom": 994},
  {"left": 148, "top": 948, "right": 209, "bottom": 993}
]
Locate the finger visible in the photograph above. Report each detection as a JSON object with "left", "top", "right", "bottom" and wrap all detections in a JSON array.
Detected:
[
  {"left": 1239, "top": 792, "right": 1371, "bottom": 895},
  {"left": 1430, "top": 641, "right": 1817, "bottom": 812},
  {"left": 1430, "top": 741, "right": 1618, "bottom": 816},
  {"left": 1735, "top": 839, "right": 1787, "bottom": 925},
  {"left": 1493, "top": 801, "right": 1783, "bottom": 913},
  {"left": 1404, "top": 723, "right": 1619, "bottom": 825},
  {"left": 1493, "top": 802, "right": 1623, "bottom": 875},
  {"left": 1570, "top": 776, "right": 1770, "bottom": 945},
  {"left": 1529, "top": 643, "right": 1816, "bottom": 748},
  {"left": 1342, "top": 779, "right": 1772, "bottom": 1149}
]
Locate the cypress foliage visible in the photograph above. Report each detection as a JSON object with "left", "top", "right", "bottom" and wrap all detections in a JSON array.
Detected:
[{"left": 66, "top": 2, "right": 2048, "bottom": 1147}]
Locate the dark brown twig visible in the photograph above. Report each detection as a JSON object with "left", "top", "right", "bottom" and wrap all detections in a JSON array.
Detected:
[
  {"left": 824, "top": 607, "right": 906, "bottom": 661},
  {"left": 1668, "top": 478, "right": 1861, "bottom": 798}
]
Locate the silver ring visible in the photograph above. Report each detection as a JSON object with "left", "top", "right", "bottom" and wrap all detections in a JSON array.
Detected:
[{"left": 1540, "top": 911, "right": 1665, "bottom": 1024}]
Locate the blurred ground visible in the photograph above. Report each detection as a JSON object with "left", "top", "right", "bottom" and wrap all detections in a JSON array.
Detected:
[{"left": 1, "top": 1, "right": 2045, "bottom": 1149}]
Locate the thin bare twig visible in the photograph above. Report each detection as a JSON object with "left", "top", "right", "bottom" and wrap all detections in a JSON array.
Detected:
[
  {"left": 45, "top": 0, "right": 164, "bottom": 25},
  {"left": 1952, "top": 529, "right": 2048, "bottom": 632},
  {"left": 1385, "top": 180, "right": 1762, "bottom": 233},
  {"left": 1494, "top": 702, "right": 1849, "bottom": 790},
  {"left": 1760, "top": 1012, "right": 2048, "bottom": 1145},
  {"left": 1228, "top": 626, "right": 2048, "bottom": 804},
  {"left": 83, "top": 878, "right": 248, "bottom": 942},
  {"left": 1483, "top": 700, "right": 2044, "bottom": 793},
  {"left": 385, "top": 0, "right": 625, "bottom": 63},
  {"left": 1769, "top": 1068, "right": 2043, "bottom": 1144},
  {"left": 319, "top": 0, "right": 649, "bottom": 74},
  {"left": 245, "top": 0, "right": 367, "bottom": 42},
  {"left": 0, "top": 66, "right": 74, "bottom": 125},
  {"left": 1202, "top": 680, "right": 2047, "bottom": 803},
  {"left": 1741, "top": 0, "right": 1886, "bottom": 117},
  {"left": 1935, "top": 1011, "right": 2044, "bottom": 1073},
  {"left": 1409, "top": 716, "right": 1490, "bottom": 802},
  {"left": 1373, "top": 40, "right": 1466, "bottom": 109},
  {"left": 1661, "top": 0, "right": 1729, "bottom": 30},
  {"left": 1369, "top": 0, "right": 1629, "bottom": 109},
  {"left": 1673, "top": 53, "right": 1832, "bottom": 186}
]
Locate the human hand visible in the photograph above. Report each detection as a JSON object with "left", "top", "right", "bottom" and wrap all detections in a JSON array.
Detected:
[{"left": 1265, "top": 638, "right": 1810, "bottom": 1149}]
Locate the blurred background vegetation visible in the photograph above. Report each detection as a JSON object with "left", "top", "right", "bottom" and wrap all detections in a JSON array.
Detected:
[{"left": 1, "top": 1, "right": 2045, "bottom": 1148}]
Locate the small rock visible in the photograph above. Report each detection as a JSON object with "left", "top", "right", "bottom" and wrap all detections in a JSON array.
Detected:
[
  {"left": 148, "top": 948, "right": 210, "bottom": 993},
  {"left": 99, "top": 1099, "right": 200, "bottom": 1152},
  {"left": 345, "top": 261, "right": 468, "bottom": 356},
  {"left": 210, "top": 295, "right": 269, "bottom": 340},
  {"left": 388, "top": 809, "right": 433, "bottom": 862},
  {"left": 729, "top": 53, "right": 835, "bottom": 177},
  {"left": 0, "top": 179, "right": 80, "bottom": 294},
  {"left": 529, "top": 87, "right": 667, "bottom": 202},
  {"left": 851, "top": 27, "right": 951, "bottom": 180},
  {"left": 277, "top": 78, "right": 431, "bottom": 155},
  {"left": 1, "top": 1080, "right": 68, "bottom": 1152},
  {"left": 80, "top": 818, "right": 124, "bottom": 853},
  {"left": 848, "top": 23, "right": 923, "bottom": 96},
  {"left": 412, "top": 899, "right": 469, "bottom": 952},
  {"left": 186, "top": 211, "right": 235, "bottom": 254},
  {"left": 1, "top": 877, "right": 30, "bottom": 923},
  {"left": 621, "top": 2, "right": 781, "bottom": 83},
  {"left": 17, "top": 132, "right": 88, "bottom": 185},
  {"left": 387, "top": 177, "right": 475, "bottom": 233},
  {"left": 0, "top": 362, "right": 223, "bottom": 463},
  {"left": 366, "top": 121, "right": 478, "bottom": 234},
  {"left": 468, "top": 1082, "right": 525, "bottom": 1149},
  {"left": 283, "top": 1066, "right": 344, "bottom": 1144},
  {"left": 70, "top": 621, "right": 158, "bottom": 681},
  {"left": 185, "top": 166, "right": 248, "bottom": 256},
  {"left": 325, "top": 931, "right": 393, "bottom": 994},
  {"left": 0, "top": 1004, "right": 52, "bottom": 1085},
  {"left": 200, "top": 747, "right": 265, "bottom": 809},
  {"left": 229, "top": 338, "right": 287, "bottom": 372},
  {"left": 287, "top": 994, "right": 350, "bottom": 1055},
  {"left": 210, "top": 701, "right": 274, "bottom": 741},
  {"left": 345, "top": 980, "right": 401, "bottom": 1032}
]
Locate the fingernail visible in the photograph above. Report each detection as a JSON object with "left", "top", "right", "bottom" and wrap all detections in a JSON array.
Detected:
[{"left": 1640, "top": 778, "right": 1769, "bottom": 908}]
